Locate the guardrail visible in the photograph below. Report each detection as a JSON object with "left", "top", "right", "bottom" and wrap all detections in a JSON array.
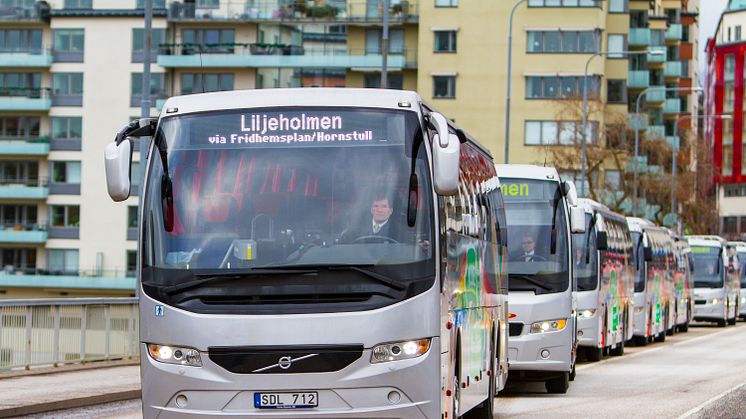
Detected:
[{"left": 0, "top": 298, "right": 139, "bottom": 370}]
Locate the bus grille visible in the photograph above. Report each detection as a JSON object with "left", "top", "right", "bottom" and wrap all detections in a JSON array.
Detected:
[
  {"left": 694, "top": 300, "right": 707, "bottom": 305},
  {"left": 208, "top": 345, "right": 364, "bottom": 374},
  {"left": 509, "top": 323, "right": 524, "bottom": 337}
]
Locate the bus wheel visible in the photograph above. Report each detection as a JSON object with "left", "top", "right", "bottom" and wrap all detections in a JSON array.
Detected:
[
  {"left": 609, "top": 338, "right": 624, "bottom": 356},
  {"left": 654, "top": 330, "right": 666, "bottom": 343},
  {"left": 545, "top": 372, "right": 570, "bottom": 394},
  {"left": 569, "top": 363, "right": 576, "bottom": 381},
  {"left": 586, "top": 347, "right": 602, "bottom": 362},
  {"left": 680, "top": 321, "right": 689, "bottom": 332},
  {"left": 633, "top": 335, "right": 648, "bottom": 346}
]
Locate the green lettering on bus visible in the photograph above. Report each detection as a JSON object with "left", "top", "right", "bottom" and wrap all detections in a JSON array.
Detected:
[{"left": 503, "top": 183, "right": 529, "bottom": 197}]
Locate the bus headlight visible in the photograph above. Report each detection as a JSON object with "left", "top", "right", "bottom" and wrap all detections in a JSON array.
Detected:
[
  {"left": 370, "top": 338, "right": 431, "bottom": 364},
  {"left": 741, "top": 297, "right": 746, "bottom": 304},
  {"left": 530, "top": 319, "right": 567, "bottom": 334},
  {"left": 147, "top": 343, "right": 202, "bottom": 367},
  {"left": 711, "top": 298, "right": 721, "bottom": 305},
  {"left": 578, "top": 309, "right": 596, "bottom": 318}
]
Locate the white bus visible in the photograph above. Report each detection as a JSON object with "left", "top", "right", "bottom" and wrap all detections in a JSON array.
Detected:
[
  {"left": 688, "top": 235, "right": 740, "bottom": 327},
  {"left": 574, "top": 199, "right": 634, "bottom": 361},
  {"left": 669, "top": 231, "right": 694, "bottom": 332},
  {"left": 627, "top": 218, "right": 675, "bottom": 344},
  {"left": 496, "top": 165, "right": 585, "bottom": 394},
  {"left": 730, "top": 241, "right": 746, "bottom": 320},
  {"left": 104, "top": 89, "right": 509, "bottom": 418}
]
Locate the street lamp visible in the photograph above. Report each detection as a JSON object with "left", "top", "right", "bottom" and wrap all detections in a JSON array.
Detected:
[
  {"left": 580, "top": 49, "right": 662, "bottom": 197},
  {"left": 632, "top": 85, "right": 703, "bottom": 216},
  {"left": 670, "top": 114, "right": 731, "bottom": 233},
  {"left": 503, "top": 0, "right": 528, "bottom": 164}
]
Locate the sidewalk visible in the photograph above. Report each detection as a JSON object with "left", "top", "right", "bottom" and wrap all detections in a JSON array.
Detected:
[{"left": 0, "top": 365, "right": 141, "bottom": 418}]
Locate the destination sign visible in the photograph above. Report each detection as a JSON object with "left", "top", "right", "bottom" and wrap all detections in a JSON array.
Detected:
[
  {"left": 501, "top": 180, "right": 554, "bottom": 201},
  {"left": 690, "top": 246, "right": 719, "bottom": 255}
]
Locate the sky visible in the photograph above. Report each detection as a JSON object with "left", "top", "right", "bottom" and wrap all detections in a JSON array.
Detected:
[{"left": 698, "top": 0, "right": 729, "bottom": 84}]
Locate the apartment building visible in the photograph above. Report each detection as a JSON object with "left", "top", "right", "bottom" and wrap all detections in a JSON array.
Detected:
[{"left": 706, "top": 1, "right": 746, "bottom": 240}]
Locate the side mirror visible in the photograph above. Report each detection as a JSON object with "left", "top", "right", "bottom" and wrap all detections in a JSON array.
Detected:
[
  {"left": 562, "top": 180, "right": 579, "bottom": 206},
  {"left": 569, "top": 206, "right": 586, "bottom": 234},
  {"left": 430, "top": 112, "right": 460, "bottom": 195},
  {"left": 643, "top": 246, "right": 653, "bottom": 262},
  {"left": 104, "top": 139, "right": 132, "bottom": 202},
  {"left": 596, "top": 230, "right": 608, "bottom": 251}
]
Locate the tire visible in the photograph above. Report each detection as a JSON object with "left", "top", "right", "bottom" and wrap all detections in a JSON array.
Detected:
[
  {"left": 586, "top": 347, "right": 602, "bottom": 362},
  {"left": 728, "top": 315, "right": 737, "bottom": 326},
  {"left": 569, "top": 363, "right": 576, "bottom": 381},
  {"left": 680, "top": 321, "right": 689, "bottom": 332},
  {"left": 717, "top": 318, "right": 727, "bottom": 327},
  {"left": 464, "top": 342, "right": 495, "bottom": 419},
  {"left": 545, "top": 372, "right": 570, "bottom": 394},
  {"left": 654, "top": 331, "right": 666, "bottom": 343},
  {"left": 450, "top": 338, "right": 463, "bottom": 419},
  {"left": 609, "top": 338, "right": 625, "bottom": 356}
]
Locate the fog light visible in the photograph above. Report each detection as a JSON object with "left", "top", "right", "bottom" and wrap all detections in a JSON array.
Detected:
[
  {"left": 388, "top": 391, "right": 401, "bottom": 404},
  {"left": 175, "top": 394, "right": 188, "bottom": 408},
  {"left": 540, "top": 349, "right": 550, "bottom": 359},
  {"left": 578, "top": 330, "right": 584, "bottom": 337}
]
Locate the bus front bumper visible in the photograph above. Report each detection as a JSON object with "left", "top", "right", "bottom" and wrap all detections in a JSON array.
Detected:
[
  {"left": 577, "top": 313, "right": 600, "bottom": 348},
  {"left": 140, "top": 341, "right": 439, "bottom": 419},
  {"left": 693, "top": 301, "right": 726, "bottom": 321},
  {"left": 507, "top": 325, "right": 573, "bottom": 376}
]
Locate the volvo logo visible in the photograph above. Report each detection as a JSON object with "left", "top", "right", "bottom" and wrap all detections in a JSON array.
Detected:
[
  {"left": 278, "top": 356, "right": 293, "bottom": 370},
  {"left": 252, "top": 353, "right": 319, "bottom": 373}
]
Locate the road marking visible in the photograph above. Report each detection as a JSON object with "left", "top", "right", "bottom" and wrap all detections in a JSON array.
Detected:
[
  {"left": 676, "top": 380, "right": 746, "bottom": 419},
  {"left": 576, "top": 346, "right": 664, "bottom": 371},
  {"left": 672, "top": 325, "right": 745, "bottom": 347}
]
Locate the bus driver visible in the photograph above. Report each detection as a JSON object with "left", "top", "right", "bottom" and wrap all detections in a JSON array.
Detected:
[{"left": 342, "top": 194, "right": 408, "bottom": 243}]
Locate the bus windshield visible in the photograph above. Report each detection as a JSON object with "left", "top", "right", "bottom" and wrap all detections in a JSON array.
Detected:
[
  {"left": 502, "top": 179, "right": 569, "bottom": 294},
  {"left": 573, "top": 214, "right": 598, "bottom": 291},
  {"left": 632, "top": 232, "right": 645, "bottom": 292},
  {"left": 690, "top": 246, "right": 723, "bottom": 288},
  {"left": 141, "top": 107, "right": 434, "bottom": 291}
]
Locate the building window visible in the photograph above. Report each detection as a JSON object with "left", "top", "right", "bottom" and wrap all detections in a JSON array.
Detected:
[
  {"left": 528, "top": 0, "right": 601, "bottom": 7},
  {"left": 0, "top": 29, "right": 42, "bottom": 53},
  {"left": 365, "top": 29, "right": 404, "bottom": 54},
  {"left": 526, "top": 76, "right": 600, "bottom": 99},
  {"left": 52, "top": 117, "right": 82, "bottom": 140},
  {"left": 0, "top": 116, "right": 39, "bottom": 139},
  {"left": 63, "top": 0, "right": 91, "bottom": 9},
  {"left": 51, "top": 161, "right": 81, "bottom": 184},
  {"left": 50, "top": 205, "right": 80, "bottom": 227},
  {"left": 524, "top": 120, "right": 598, "bottom": 145},
  {"left": 52, "top": 73, "right": 83, "bottom": 106},
  {"left": 136, "top": 0, "right": 166, "bottom": 7},
  {"left": 128, "top": 206, "right": 138, "bottom": 228},
  {"left": 737, "top": 26, "right": 742, "bottom": 41},
  {"left": 48, "top": 249, "right": 78, "bottom": 275},
  {"left": 723, "top": 217, "right": 738, "bottom": 234},
  {"left": 0, "top": 204, "right": 38, "bottom": 229},
  {"left": 53, "top": 29, "right": 84, "bottom": 54},
  {"left": 364, "top": 73, "right": 404, "bottom": 89},
  {"left": 723, "top": 145, "right": 733, "bottom": 177},
  {"left": 126, "top": 250, "right": 137, "bottom": 276},
  {"left": 0, "top": 72, "right": 42, "bottom": 98},
  {"left": 605, "top": 170, "right": 621, "bottom": 189},
  {"left": 131, "top": 73, "right": 167, "bottom": 107},
  {"left": 527, "top": 30, "right": 599, "bottom": 53},
  {"left": 433, "top": 75, "right": 456, "bottom": 99},
  {"left": 0, "top": 161, "right": 38, "bottom": 185},
  {"left": 132, "top": 28, "right": 167, "bottom": 62},
  {"left": 181, "top": 73, "right": 234, "bottom": 94},
  {"left": 607, "top": 79, "right": 626, "bottom": 104},
  {"left": 607, "top": 34, "right": 626, "bottom": 58},
  {"left": 181, "top": 29, "right": 235, "bottom": 54},
  {"left": 434, "top": 30, "right": 457, "bottom": 53},
  {"left": 435, "top": 0, "right": 458, "bottom": 7},
  {"left": 608, "top": 0, "right": 627, "bottom": 13}
]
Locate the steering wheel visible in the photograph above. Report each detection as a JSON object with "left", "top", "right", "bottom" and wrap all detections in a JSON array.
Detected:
[
  {"left": 530, "top": 255, "right": 547, "bottom": 261},
  {"left": 352, "top": 235, "right": 400, "bottom": 244}
]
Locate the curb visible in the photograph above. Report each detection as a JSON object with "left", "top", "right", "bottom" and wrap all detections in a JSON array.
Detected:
[
  {"left": 0, "top": 359, "right": 139, "bottom": 379},
  {"left": 0, "top": 389, "right": 141, "bottom": 418}
]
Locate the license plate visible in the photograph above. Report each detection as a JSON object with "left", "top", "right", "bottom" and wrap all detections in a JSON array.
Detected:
[{"left": 254, "top": 392, "right": 318, "bottom": 409}]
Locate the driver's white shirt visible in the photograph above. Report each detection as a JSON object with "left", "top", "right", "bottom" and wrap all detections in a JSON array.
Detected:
[
  {"left": 372, "top": 218, "right": 389, "bottom": 234},
  {"left": 523, "top": 250, "right": 535, "bottom": 262}
]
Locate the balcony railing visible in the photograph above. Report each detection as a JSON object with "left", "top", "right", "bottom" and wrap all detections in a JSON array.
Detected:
[
  {"left": 0, "top": 298, "right": 138, "bottom": 370},
  {"left": 628, "top": 71, "right": 649, "bottom": 89},
  {"left": 664, "top": 61, "right": 682, "bottom": 78},
  {"left": 0, "top": 177, "right": 49, "bottom": 199},
  {"left": 0, "top": 47, "right": 53, "bottom": 67},
  {"left": 166, "top": 0, "right": 419, "bottom": 23},
  {"left": 648, "top": 47, "right": 666, "bottom": 64},
  {"left": 0, "top": 136, "right": 50, "bottom": 155},
  {"left": 0, "top": 224, "right": 47, "bottom": 243},
  {"left": 0, "top": 266, "right": 135, "bottom": 278},
  {"left": 647, "top": 86, "right": 665, "bottom": 103},
  {"left": 664, "top": 98, "right": 681, "bottom": 114},
  {"left": 0, "top": 4, "right": 49, "bottom": 22},
  {"left": 629, "top": 28, "right": 650, "bottom": 47},
  {"left": 157, "top": 43, "right": 417, "bottom": 69},
  {"left": 0, "top": 87, "right": 52, "bottom": 111},
  {"left": 665, "top": 24, "right": 682, "bottom": 41}
]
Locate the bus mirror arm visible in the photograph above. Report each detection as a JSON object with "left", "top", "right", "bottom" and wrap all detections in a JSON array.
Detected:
[
  {"left": 643, "top": 246, "right": 653, "bottom": 262},
  {"left": 429, "top": 112, "right": 459, "bottom": 196},
  {"left": 596, "top": 231, "right": 608, "bottom": 252}
]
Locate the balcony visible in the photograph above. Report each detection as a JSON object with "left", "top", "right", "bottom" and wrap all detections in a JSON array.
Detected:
[
  {"left": 664, "top": 98, "right": 681, "bottom": 114},
  {"left": 648, "top": 125, "right": 665, "bottom": 139},
  {"left": 0, "top": 224, "right": 47, "bottom": 244},
  {"left": 0, "top": 267, "right": 136, "bottom": 291},
  {"left": 166, "top": 0, "right": 419, "bottom": 23},
  {"left": 0, "top": 136, "right": 49, "bottom": 155},
  {"left": 648, "top": 47, "right": 666, "bottom": 64},
  {"left": 157, "top": 45, "right": 417, "bottom": 69},
  {"left": 648, "top": 165, "right": 662, "bottom": 175},
  {"left": 626, "top": 156, "right": 648, "bottom": 174},
  {"left": 647, "top": 86, "right": 666, "bottom": 103},
  {"left": 664, "top": 61, "right": 682, "bottom": 78},
  {"left": 629, "top": 28, "right": 651, "bottom": 47},
  {"left": 628, "top": 113, "right": 648, "bottom": 131},
  {"left": 628, "top": 71, "right": 650, "bottom": 89},
  {"left": 665, "top": 24, "right": 682, "bottom": 41},
  {"left": 666, "top": 135, "right": 680, "bottom": 149},
  {"left": 0, "top": 88, "right": 52, "bottom": 111},
  {"left": 0, "top": 48, "right": 53, "bottom": 68},
  {"left": 0, "top": 4, "right": 49, "bottom": 22},
  {"left": 0, "top": 179, "right": 48, "bottom": 199}
]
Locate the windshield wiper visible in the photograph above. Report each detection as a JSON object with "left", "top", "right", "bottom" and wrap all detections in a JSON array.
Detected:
[
  {"left": 258, "top": 264, "right": 407, "bottom": 291},
  {"left": 509, "top": 274, "right": 552, "bottom": 291},
  {"left": 161, "top": 268, "right": 318, "bottom": 295}
]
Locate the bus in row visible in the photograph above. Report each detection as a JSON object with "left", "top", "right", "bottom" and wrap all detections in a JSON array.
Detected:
[
  {"left": 105, "top": 89, "right": 509, "bottom": 418},
  {"left": 688, "top": 236, "right": 741, "bottom": 327},
  {"left": 731, "top": 241, "right": 746, "bottom": 320}
]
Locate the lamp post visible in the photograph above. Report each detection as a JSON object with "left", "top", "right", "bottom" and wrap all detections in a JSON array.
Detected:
[
  {"left": 670, "top": 114, "right": 730, "bottom": 233},
  {"left": 580, "top": 49, "right": 659, "bottom": 197},
  {"left": 632, "top": 85, "right": 703, "bottom": 216},
  {"left": 503, "top": 0, "right": 527, "bottom": 164}
]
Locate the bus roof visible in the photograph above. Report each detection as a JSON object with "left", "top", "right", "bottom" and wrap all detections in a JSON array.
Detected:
[
  {"left": 576, "top": 198, "right": 610, "bottom": 214},
  {"left": 626, "top": 217, "right": 655, "bottom": 233},
  {"left": 686, "top": 235, "right": 727, "bottom": 247},
  {"left": 159, "top": 88, "right": 424, "bottom": 117},
  {"left": 728, "top": 241, "right": 746, "bottom": 252},
  {"left": 495, "top": 164, "right": 560, "bottom": 182}
]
